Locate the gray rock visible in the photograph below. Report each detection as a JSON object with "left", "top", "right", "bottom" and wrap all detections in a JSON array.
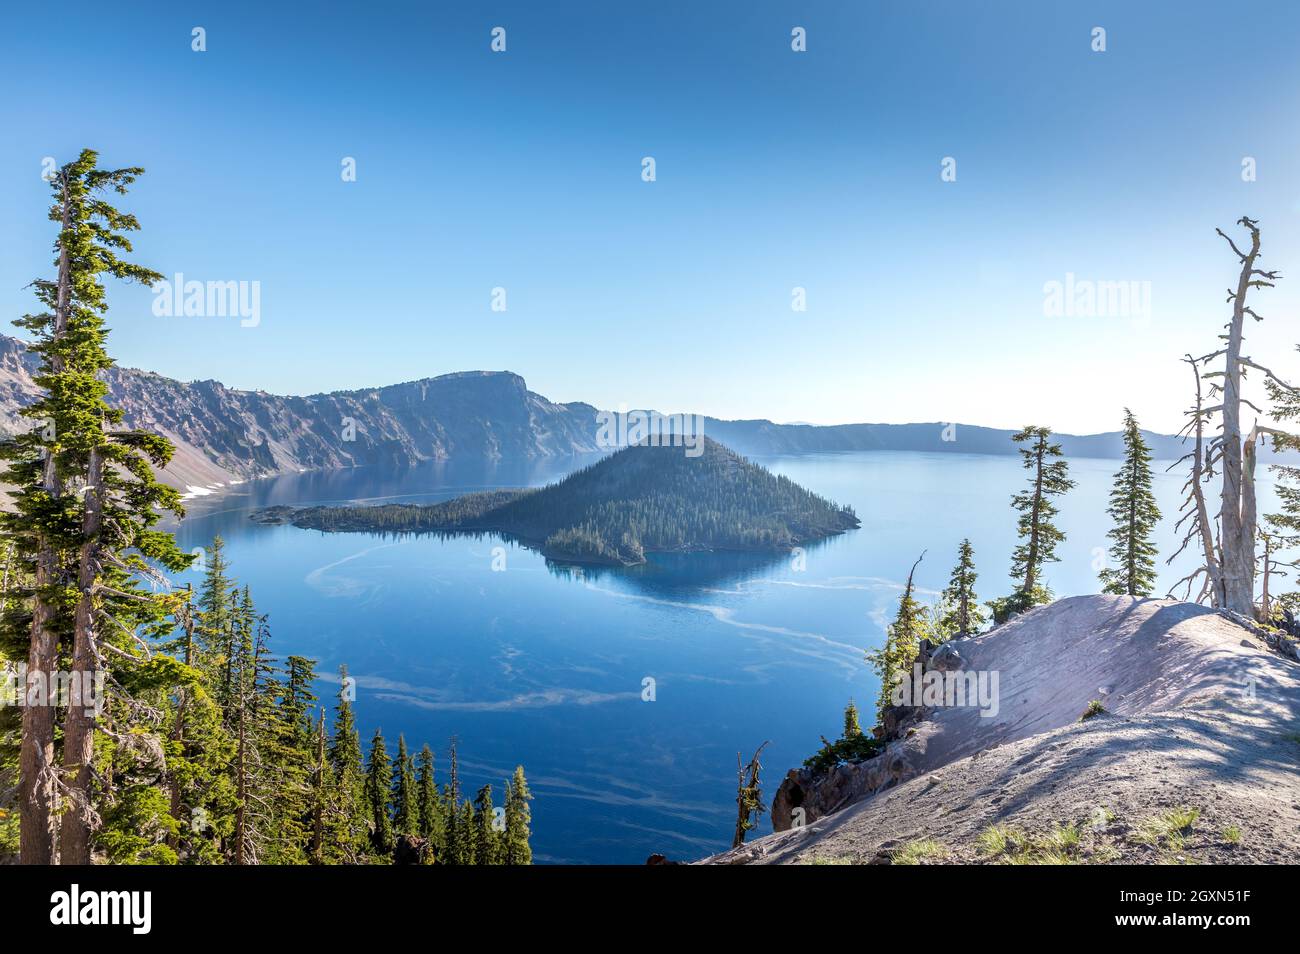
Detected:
[{"left": 929, "top": 640, "right": 963, "bottom": 672}]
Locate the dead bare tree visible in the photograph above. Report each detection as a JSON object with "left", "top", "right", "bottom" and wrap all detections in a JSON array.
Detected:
[
  {"left": 1168, "top": 355, "right": 1224, "bottom": 604},
  {"left": 731, "top": 741, "right": 770, "bottom": 849},
  {"left": 1173, "top": 217, "right": 1295, "bottom": 616}
]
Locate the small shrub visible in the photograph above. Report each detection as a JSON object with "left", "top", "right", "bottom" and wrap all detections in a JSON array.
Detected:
[
  {"left": 1222, "top": 825, "right": 1242, "bottom": 845},
  {"left": 1080, "top": 700, "right": 1107, "bottom": 721},
  {"left": 803, "top": 733, "right": 883, "bottom": 774}
]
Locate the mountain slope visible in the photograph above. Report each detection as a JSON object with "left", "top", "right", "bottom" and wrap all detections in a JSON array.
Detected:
[
  {"left": 0, "top": 334, "right": 1188, "bottom": 494},
  {"left": 699, "top": 596, "right": 1300, "bottom": 865},
  {"left": 254, "top": 437, "right": 861, "bottom": 565}
]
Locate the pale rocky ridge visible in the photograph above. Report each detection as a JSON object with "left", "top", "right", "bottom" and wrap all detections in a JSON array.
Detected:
[{"left": 700, "top": 596, "right": 1300, "bottom": 865}]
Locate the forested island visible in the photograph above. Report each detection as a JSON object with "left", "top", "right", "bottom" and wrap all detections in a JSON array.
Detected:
[{"left": 252, "top": 438, "right": 860, "bottom": 565}]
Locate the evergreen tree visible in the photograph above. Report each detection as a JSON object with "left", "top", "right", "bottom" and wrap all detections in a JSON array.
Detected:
[
  {"left": 443, "top": 735, "right": 463, "bottom": 863},
  {"left": 364, "top": 728, "right": 394, "bottom": 857},
  {"left": 503, "top": 765, "right": 533, "bottom": 865},
  {"left": 0, "top": 149, "right": 189, "bottom": 863},
  {"left": 308, "top": 708, "right": 332, "bottom": 864},
  {"left": 842, "top": 699, "right": 862, "bottom": 738},
  {"left": 416, "top": 744, "right": 440, "bottom": 855},
  {"left": 938, "top": 539, "right": 986, "bottom": 637},
  {"left": 282, "top": 655, "right": 318, "bottom": 747},
  {"left": 866, "top": 553, "right": 932, "bottom": 724},
  {"left": 1098, "top": 410, "right": 1161, "bottom": 597},
  {"left": 327, "top": 667, "right": 366, "bottom": 861},
  {"left": 472, "top": 783, "right": 502, "bottom": 864},
  {"left": 453, "top": 799, "right": 476, "bottom": 865},
  {"left": 392, "top": 734, "right": 417, "bottom": 837},
  {"left": 1008, "top": 426, "right": 1075, "bottom": 605},
  {"left": 259, "top": 642, "right": 314, "bottom": 864},
  {"left": 196, "top": 535, "right": 234, "bottom": 657}
]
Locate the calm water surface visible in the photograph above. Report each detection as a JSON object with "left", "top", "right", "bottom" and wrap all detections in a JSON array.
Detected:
[{"left": 171, "top": 450, "right": 1271, "bottom": 863}]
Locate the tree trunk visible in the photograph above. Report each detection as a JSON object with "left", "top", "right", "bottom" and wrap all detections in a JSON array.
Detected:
[
  {"left": 234, "top": 701, "right": 247, "bottom": 865},
  {"left": 61, "top": 448, "right": 104, "bottom": 864},
  {"left": 1023, "top": 437, "right": 1045, "bottom": 593},
  {"left": 311, "top": 709, "right": 326, "bottom": 864},
  {"left": 167, "top": 587, "right": 194, "bottom": 851},
  {"left": 1219, "top": 225, "right": 1262, "bottom": 614},
  {"left": 20, "top": 180, "right": 73, "bottom": 865}
]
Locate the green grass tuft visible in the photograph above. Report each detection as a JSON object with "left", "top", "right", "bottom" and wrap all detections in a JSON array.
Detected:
[{"left": 893, "top": 838, "right": 946, "bottom": 865}]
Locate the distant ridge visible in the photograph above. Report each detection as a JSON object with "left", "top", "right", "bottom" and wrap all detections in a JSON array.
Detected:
[{"left": 0, "top": 333, "right": 1186, "bottom": 492}]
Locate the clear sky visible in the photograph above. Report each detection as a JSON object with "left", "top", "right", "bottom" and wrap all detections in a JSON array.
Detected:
[{"left": 3, "top": 0, "right": 1300, "bottom": 434}]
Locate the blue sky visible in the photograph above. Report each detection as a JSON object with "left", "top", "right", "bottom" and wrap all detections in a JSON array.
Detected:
[{"left": 3, "top": 0, "right": 1300, "bottom": 433}]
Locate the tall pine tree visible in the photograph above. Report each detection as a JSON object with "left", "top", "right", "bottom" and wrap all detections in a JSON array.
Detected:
[
  {"left": 866, "top": 553, "right": 931, "bottom": 723},
  {"left": 1008, "top": 426, "right": 1075, "bottom": 608},
  {"left": 364, "top": 728, "right": 394, "bottom": 857},
  {"left": 503, "top": 765, "right": 533, "bottom": 865},
  {"left": 939, "top": 539, "right": 986, "bottom": 637},
  {"left": 1098, "top": 410, "right": 1161, "bottom": 597},
  {"left": 0, "top": 150, "right": 189, "bottom": 863},
  {"left": 391, "top": 734, "right": 417, "bottom": 837}
]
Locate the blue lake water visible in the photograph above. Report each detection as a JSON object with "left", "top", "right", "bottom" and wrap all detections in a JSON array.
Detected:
[{"left": 169, "top": 449, "right": 1275, "bottom": 864}]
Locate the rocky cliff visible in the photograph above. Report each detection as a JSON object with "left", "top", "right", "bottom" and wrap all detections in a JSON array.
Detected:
[{"left": 0, "top": 335, "right": 601, "bottom": 492}]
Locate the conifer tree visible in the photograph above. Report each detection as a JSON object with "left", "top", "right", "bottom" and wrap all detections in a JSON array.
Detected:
[
  {"left": 327, "top": 667, "right": 366, "bottom": 860},
  {"left": 309, "top": 708, "right": 331, "bottom": 864},
  {"left": 453, "top": 799, "right": 476, "bottom": 865},
  {"left": 364, "top": 728, "right": 394, "bottom": 857},
  {"left": 503, "top": 765, "right": 533, "bottom": 865},
  {"left": 842, "top": 699, "right": 862, "bottom": 738},
  {"left": 1098, "top": 410, "right": 1161, "bottom": 597},
  {"left": 392, "top": 734, "right": 417, "bottom": 837},
  {"left": 1008, "top": 426, "right": 1075, "bottom": 606},
  {"left": 866, "top": 553, "right": 931, "bottom": 723},
  {"left": 939, "top": 539, "right": 986, "bottom": 637},
  {"left": 416, "top": 744, "right": 440, "bottom": 854},
  {"left": 472, "top": 783, "right": 502, "bottom": 865},
  {"left": 283, "top": 656, "right": 318, "bottom": 747},
  {"left": 0, "top": 150, "right": 189, "bottom": 863},
  {"left": 196, "top": 535, "right": 233, "bottom": 657},
  {"left": 443, "top": 735, "right": 463, "bottom": 863}
]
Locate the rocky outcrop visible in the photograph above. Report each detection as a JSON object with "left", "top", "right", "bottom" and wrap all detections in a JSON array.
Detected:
[
  {"left": 703, "top": 596, "right": 1300, "bottom": 865},
  {"left": 392, "top": 834, "right": 430, "bottom": 865},
  {"left": 770, "top": 637, "right": 952, "bottom": 833}
]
